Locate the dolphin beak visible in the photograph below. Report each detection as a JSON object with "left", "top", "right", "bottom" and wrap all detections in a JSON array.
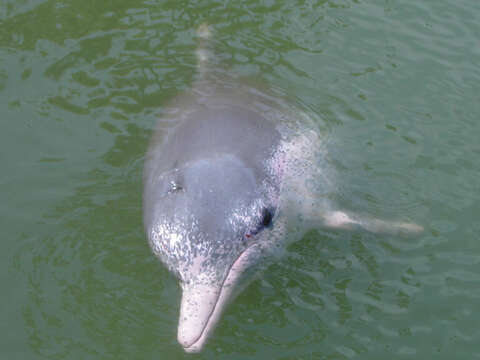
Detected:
[
  {"left": 177, "top": 282, "right": 221, "bottom": 353},
  {"left": 177, "top": 244, "right": 262, "bottom": 353}
]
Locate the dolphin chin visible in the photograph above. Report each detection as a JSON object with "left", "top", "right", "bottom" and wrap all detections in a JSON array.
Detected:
[{"left": 178, "top": 243, "right": 262, "bottom": 353}]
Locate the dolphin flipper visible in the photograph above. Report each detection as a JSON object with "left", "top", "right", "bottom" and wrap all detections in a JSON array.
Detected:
[
  {"left": 322, "top": 210, "right": 423, "bottom": 236},
  {"left": 277, "top": 129, "right": 423, "bottom": 237}
]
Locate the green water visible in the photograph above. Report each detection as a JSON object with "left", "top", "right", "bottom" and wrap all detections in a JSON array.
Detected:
[{"left": 1, "top": 0, "right": 479, "bottom": 359}]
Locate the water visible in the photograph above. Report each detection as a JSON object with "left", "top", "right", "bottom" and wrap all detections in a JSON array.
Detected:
[{"left": 1, "top": 0, "right": 479, "bottom": 359}]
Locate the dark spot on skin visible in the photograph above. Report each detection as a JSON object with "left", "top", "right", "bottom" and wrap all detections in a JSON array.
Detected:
[{"left": 168, "top": 180, "right": 183, "bottom": 193}]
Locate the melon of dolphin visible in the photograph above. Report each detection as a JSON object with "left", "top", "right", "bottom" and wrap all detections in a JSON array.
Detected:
[{"left": 143, "top": 25, "right": 422, "bottom": 353}]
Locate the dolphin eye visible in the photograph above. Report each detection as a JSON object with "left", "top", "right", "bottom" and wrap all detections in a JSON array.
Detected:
[
  {"left": 246, "top": 207, "right": 274, "bottom": 239},
  {"left": 261, "top": 207, "right": 273, "bottom": 227}
]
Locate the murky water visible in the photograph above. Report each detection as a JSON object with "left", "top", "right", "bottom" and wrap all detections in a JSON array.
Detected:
[{"left": 1, "top": 0, "right": 479, "bottom": 359}]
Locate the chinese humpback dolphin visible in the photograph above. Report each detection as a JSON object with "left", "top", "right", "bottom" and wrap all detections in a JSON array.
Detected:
[{"left": 143, "top": 25, "right": 422, "bottom": 353}]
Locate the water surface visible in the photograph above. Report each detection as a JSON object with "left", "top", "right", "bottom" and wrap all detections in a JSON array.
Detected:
[{"left": 1, "top": 0, "right": 480, "bottom": 359}]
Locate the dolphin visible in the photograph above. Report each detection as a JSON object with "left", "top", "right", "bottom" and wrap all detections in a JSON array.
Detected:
[{"left": 143, "top": 25, "right": 423, "bottom": 353}]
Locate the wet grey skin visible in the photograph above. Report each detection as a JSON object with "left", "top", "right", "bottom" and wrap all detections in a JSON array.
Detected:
[
  {"left": 143, "top": 86, "right": 286, "bottom": 352},
  {"left": 143, "top": 26, "right": 423, "bottom": 353}
]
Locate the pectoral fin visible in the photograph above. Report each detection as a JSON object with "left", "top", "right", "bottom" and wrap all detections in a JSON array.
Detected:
[{"left": 322, "top": 210, "right": 423, "bottom": 236}]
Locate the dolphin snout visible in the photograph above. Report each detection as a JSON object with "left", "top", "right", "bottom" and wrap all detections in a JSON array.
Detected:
[
  {"left": 178, "top": 282, "right": 221, "bottom": 352},
  {"left": 177, "top": 244, "right": 263, "bottom": 352}
]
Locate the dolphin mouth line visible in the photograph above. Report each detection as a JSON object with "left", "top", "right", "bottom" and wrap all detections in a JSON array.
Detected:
[{"left": 182, "top": 243, "right": 260, "bottom": 352}]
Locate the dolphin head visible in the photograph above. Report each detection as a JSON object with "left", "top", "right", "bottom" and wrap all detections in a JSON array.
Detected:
[{"left": 145, "top": 153, "right": 279, "bottom": 352}]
